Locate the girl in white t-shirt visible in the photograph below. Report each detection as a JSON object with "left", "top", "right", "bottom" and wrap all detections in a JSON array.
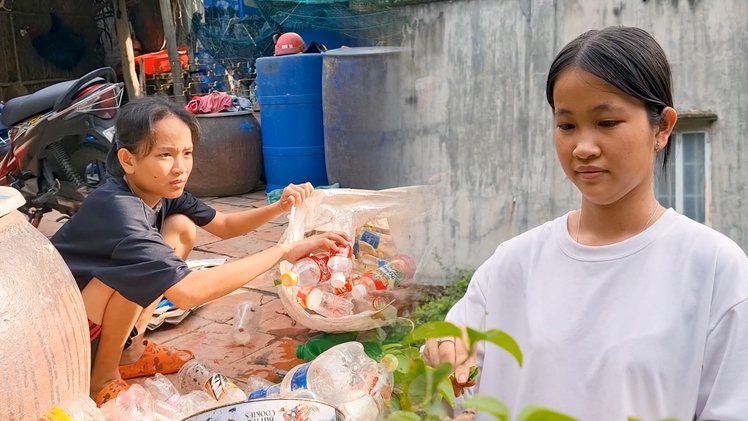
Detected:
[{"left": 423, "top": 26, "right": 748, "bottom": 420}]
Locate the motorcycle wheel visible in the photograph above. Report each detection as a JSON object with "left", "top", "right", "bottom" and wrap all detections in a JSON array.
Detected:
[{"left": 66, "top": 143, "right": 110, "bottom": 187}]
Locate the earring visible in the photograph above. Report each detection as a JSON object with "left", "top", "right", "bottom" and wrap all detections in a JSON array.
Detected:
[{"left": 655, "top": 144, "right": 660, "bottom": 152}]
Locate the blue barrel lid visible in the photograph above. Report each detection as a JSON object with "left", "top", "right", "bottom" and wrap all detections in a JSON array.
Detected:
[{"left": 324, "top": 46, "right": 411, "bottom": 57}]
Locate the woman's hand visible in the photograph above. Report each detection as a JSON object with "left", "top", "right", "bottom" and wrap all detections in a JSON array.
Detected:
[
  {"left": 280, "top": 231, "right": 349, "bottom": 263},
  {"left": 422, "top": 325, "right": 477, "bottom": 397},
  {"left": 278, "top": 183, "right": 314, "bottom": 213}
]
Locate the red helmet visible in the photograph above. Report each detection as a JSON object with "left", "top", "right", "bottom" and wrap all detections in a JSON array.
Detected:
[{"left": 274, "top": 32, "right": 306, "bottom": 56}]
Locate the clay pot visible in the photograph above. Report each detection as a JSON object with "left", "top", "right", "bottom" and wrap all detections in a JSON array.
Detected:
[{"left": 0, "top": 189, "right": 89, "bottom": 419}]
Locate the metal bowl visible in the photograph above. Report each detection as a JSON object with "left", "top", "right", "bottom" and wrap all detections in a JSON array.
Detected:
[{"left": 183, "top": 398, "right": 346, "bottom": 421}]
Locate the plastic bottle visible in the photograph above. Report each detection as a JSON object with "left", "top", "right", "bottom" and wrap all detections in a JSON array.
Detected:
[
  {"left": 38, "top": 394, "right": 105, "bottom": 421},
  {"left": 355, "top": 253, "right": 389, "bottom": 273},
  {"left": 357, "top": 229, "right": 398, "bottom": 260},
  {"left": 153, "top": 401, "right": 182, "bottom": 421},
  {"left": 279, "top": 342, "right": 378, "bottom": 405},
  {"left": 328, "top": 244, "right": 353, "bottom": 293},
  {"left": 351, "top": 254, "right": 416, "bottom": 299},
  {"left": 143, "top": 373, "right": 180, "bottom": 407},
  {"left": 295, "top": 286, "right": 353, "bottom": 318},
  {"left": 339, "top": 355, "right": 398, "bottom": 421},
  {"left": 175, "top": 360, "right": 246, "bottom": 404},
  {"left": 98, "top": 384, "right": 155, "bottom": 421},
  {"left": 352, "top": 295, "right": 389, "bottom": 313},
  {"left": 352, "top": 296, "right": 389, "bottom": 313},
  {"left": 247, "top": 383, "right": 282, "bottom": 400},
  {"left": 280, "top": 254, "right": 331, "bottom": 287},
  {"left": 231, "top": 300, "right": 262, "bottom": 346},
  {"left": 175, "top": 391, "right": 217, "bottom": 416}
]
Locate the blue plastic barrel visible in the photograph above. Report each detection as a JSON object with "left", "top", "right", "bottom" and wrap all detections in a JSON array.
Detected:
[{"left": 256, "top": 53, "right": 328, "bottom": 193}]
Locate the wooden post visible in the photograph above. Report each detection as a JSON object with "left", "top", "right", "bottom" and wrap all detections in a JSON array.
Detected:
[
  {"left": 112, "top": 0, "right": 141, "bottom": 99},
  {"left": 159, "top": 0, "right": 185, "bottom": 103}
]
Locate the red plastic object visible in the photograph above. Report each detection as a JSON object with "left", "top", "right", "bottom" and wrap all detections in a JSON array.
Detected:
[{"left": 135, "top": 47, "right": 189, "bottom": 76}]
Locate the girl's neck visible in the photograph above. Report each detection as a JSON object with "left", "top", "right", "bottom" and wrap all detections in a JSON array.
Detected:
[
  {"left": 123, "top": 176, "right": 162, "bottom": 209},
  {"left": 574, "top": 187, "right": 663, "bottom": 246}
]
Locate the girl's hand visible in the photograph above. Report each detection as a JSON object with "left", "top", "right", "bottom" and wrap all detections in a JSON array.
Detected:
[
  {"left": 422, "top": 325, "right": 477, "bottom": 397},
  {"left": 278, "top": 183, "right": 314, "bottom": 213},
  {"left": 280, "top": 231, "right": 349, "bottom": 263}
]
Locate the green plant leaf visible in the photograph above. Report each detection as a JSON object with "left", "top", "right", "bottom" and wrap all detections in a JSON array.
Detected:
[
  {"left": 383, "top": 343, "right": 404, "bottom": 353},
  {"left": 432, "top": 363, "right": 454, "bottom": 387},
  {"left": 386, "top": 411, "right": 422, "bottom": 421},
  {"left": 465, "top": 327, "right": 486, "bottom": 347},
  {"left": 516, "top": 406, "right": 577, "bottom": 421},
  {"left": 403, "top": 321, "right": 463, "bottom": 345},
  {"left": 628, "top": 418, "right": 641, "bottom": 421},
  {"left": 461, "top": 395, "right": 510, "bottom": 421},
  {"left": 436, "top": 376, "right": 456, "bottom": 406},
  {"left": 407, "top": 372, "right": 428, "bottom": 405},
  {"left": 483, "top": 328, "right": 523, "bottom": 367},
  {"left": 395, "top": 354, "right": 411, "bottom": 374},
  {"left": 467, "top": 366, "right": 480, "bottom": 383}
]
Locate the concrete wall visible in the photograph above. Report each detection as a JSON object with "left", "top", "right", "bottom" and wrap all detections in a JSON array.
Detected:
[{"left": 400, "top": 0, "right": 748, "bottom": 276}]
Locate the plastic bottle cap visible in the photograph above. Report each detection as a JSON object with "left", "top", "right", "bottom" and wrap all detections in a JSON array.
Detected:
[
  {"left": 280, "top": 271, "right": 298, "bottom": 287},
  {"left": 351, "top": 284, "right": 368, "bottom": 299},
  {"left": 330, "top": 272, "right": 347, "bottom": 288},
  {"left": 380, "top": 354, "right": 398, "bottom": 373}
]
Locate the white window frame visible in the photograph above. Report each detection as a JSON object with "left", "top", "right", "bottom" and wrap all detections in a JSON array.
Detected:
[{"left": 657, "top": 131, "right": 711, "bottom": 225}]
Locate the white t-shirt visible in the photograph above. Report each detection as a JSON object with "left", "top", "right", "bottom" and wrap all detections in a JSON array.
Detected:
[{"left": 447, "top": 209, "right": 748, "bottom": 421}]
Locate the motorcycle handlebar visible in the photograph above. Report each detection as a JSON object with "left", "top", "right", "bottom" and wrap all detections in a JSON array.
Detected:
[{"left": 53, "top": 67, "right": 117, "bottom": 112}]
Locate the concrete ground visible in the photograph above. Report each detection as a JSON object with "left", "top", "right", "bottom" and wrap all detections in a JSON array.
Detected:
[{"left": 38, "top": 188, "right": 313, "bottom": 393}]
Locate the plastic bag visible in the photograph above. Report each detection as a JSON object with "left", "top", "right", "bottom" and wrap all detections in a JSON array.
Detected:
[{"left": 277, "top": 186, "right": 434, "bottom": 332}]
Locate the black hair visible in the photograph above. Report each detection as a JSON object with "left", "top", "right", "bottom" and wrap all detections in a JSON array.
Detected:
[
  {"left": 106, "top": 96, "right": 201, "bottom": 177},
  {"left": 545, "top": 26, "right": 674, "bottom": 173}
]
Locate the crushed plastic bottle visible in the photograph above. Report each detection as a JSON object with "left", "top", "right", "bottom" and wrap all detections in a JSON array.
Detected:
[
  {"left": 279, "top": 341, "right": 383, "bottom": 405},
  {"left": 175, "top": 391, "right": 217, "bottom": 416},
  {"left": 351, "top": 254, "right": 416, "bottom": 299},
  {"left": 247, "top": 383, "right": 281, "bottom": 400},
  {"left": 280, "top": 254, "right": 331, "bottom": 287},
  {"left": 244, "top": 375, "right": 275, "bottom": 395},
  {"left": 328, "top": 244, "right": 354, "bottom": 293},
  {"left": 153, "top": 401, "right": 182, "bottom": 421},
  {"left": 98, "top": 384, "right": 155, "bottom": 420},
  {"left": 295, "top": 286, "right": 353, "bottom": 318},
  {"left": 175, "top": 360, "right": 246, "bottom": 404},
  {"left": 38, "top": 393, "right": 105, "bottom": 421},
  {"left": 232, "top": 300, "right": 262, "bottom": 345},
  {"left": 143, "top": 373, "right": 180, "bottom": 407}
]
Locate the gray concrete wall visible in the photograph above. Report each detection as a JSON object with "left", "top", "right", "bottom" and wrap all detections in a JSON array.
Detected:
[{"left": 400, "top": 0, "right": 748, "bottom": 277}]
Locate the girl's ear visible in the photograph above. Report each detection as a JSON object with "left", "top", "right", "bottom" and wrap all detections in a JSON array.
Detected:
[
  {"left": 117, "top": 148, "right": 137, "bottom": 175},
  {"left": 655, "top": 107, "right": 678, "bottom": 147}
]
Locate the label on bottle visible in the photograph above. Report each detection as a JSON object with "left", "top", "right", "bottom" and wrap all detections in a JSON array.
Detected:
[
  {"left": 289, "top": 363, "right": 311, "bottom": 391},
  {"left": 248, "top": 384, "right": 280, "bottom": 400},
  {"left": 37, "top": 408, "right": 72, "bottom": 421},
  {"left": 296, "top": 287, "right": 313, "bottom": 309},
  {"left": 310, "top": 255, "right": 332, "bottom": 282},
  {"left": 360, "top": 230, "right": 381, "bottom": 248},
  {"left": 366, "top": 260, "right": 407, "bottom": 290},
  {"left": 203, "top": 374, "right": 238, "bottom": 401}
]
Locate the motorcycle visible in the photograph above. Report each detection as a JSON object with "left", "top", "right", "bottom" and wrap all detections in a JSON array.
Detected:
[{"left": 0, "top": 67, "right": 123, "bottom": 227}]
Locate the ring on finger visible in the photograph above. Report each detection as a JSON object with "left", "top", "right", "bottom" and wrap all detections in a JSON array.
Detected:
[{"left": 436, "top": 337, "right": 455, "bottom": 346}]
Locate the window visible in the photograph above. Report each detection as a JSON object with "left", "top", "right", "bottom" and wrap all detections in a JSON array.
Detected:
[{"left": 654, "top": 132, "right": 710, "bottom": 224}]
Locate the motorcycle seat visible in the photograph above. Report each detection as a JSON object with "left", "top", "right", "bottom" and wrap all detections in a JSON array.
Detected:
[{"left": 0, "top": 76, "right": 103, "bottom": 127}]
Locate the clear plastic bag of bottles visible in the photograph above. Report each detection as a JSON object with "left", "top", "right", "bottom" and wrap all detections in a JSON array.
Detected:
[{"left": 277, "top": 186, "right": 434, "bottom": 332}]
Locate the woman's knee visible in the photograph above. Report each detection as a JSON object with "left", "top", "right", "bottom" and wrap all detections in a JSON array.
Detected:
[{"left": 162, "top": 213, "right": 196, "bottom": 257}]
